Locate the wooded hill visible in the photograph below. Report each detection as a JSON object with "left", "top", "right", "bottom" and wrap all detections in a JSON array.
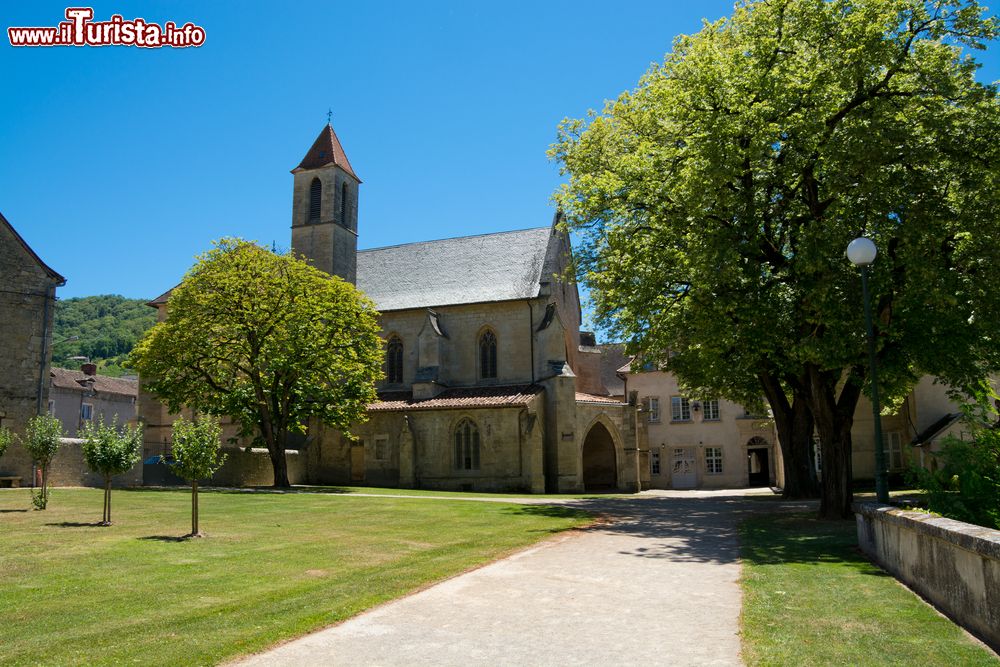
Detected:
[{"left": 53, "top": 295, "right": 157, "bottom": 376}]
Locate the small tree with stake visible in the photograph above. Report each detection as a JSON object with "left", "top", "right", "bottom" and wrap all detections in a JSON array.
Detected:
[
  {"left": 165, "top": 416, "right": 226, "bottom": 537},
  {"left": 22, "top": 415, "right": 63, "bottom": 510},
  {"left": 80, "top": 417, "right": 143, "bottom": 525}
]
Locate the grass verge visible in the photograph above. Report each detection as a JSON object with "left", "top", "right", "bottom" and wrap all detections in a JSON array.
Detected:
[
  {"left": 739, "top": 513, "right": 998, "bottom": 666},
  {"left": 0, "top": 487, "right": 590, "bottom": 666}
]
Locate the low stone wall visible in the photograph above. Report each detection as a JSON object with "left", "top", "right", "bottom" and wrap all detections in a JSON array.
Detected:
[
  {"left": 211, "top": 448, "right": 306, "bottom": 487},
  {"left": 855, "top": 502, "right": 1000, "bottom": 650}
]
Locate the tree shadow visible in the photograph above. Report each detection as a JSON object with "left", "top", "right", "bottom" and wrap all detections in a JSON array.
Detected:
[
  {"left": 502, "top": 494, "right": 850, "bottom": 566},
  {"left": 0, "top": 508, "right": 28, "bottom": 513},
  {"left": 45, "top": 521, "right": 105, "bottom": 527},
  {"left": 138, "top": 535, "right": 191, "bottom": 543}
]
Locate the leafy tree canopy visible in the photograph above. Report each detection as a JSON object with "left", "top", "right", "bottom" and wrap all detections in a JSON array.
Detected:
[
  {"left": 552, "top": 0, "right": 1000, "bottom": 516},
  {"left": 131, "top": 239, "right": 384, "bottom": 487}
]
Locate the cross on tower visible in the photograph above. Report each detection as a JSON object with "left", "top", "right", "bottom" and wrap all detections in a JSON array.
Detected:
[{"left": 327, "top": 108, "right": 333, "bottom": 125}]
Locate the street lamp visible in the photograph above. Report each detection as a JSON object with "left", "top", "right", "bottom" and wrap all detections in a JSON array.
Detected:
[{"left": 846, "top": 237, "right": 889, "bottom": 503}]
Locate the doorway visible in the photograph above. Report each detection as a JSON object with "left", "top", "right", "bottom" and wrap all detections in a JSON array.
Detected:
[
  {"left": 671, "top": 447, "right": 697, "bottom": 489},
  {"left": 582, "top": 423, "right": 617, "bottom": 491},
  {"left": 747, "top": 447, "right": 770, "bottom": 487},
  {"left": 350, "top": 443, "right": 365, "bottom": 482}
]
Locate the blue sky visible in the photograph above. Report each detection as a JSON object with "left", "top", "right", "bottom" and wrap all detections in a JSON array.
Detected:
[{"left": 2, "top": 1, "right": 998, "bottom": 303}]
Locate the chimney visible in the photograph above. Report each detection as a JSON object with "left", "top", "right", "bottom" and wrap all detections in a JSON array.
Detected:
[{"left": 81, "top": 363, "right": 97, "bottom": 376}]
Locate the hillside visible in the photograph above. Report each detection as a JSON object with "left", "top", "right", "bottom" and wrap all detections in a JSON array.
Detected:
[{"left": 52, "top": 295, "right": 157, "bottom": 376}]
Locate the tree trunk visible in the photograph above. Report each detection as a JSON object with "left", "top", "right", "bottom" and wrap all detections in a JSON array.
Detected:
[
  {"left": 103, "top": 476, "right": 112, "bottom": 525},
  {"left": 809, "top": 365, "right": 863, "bottom": 519},
  {"left": 41, "top": 465, "right": 49, "bottom": 509},
  {"left": 267, "top": 431, "right": 291, "bottom": 488},
  {"left": 191, "top": 481, "right": 199, "bottom": 536},
  {"left": 759, "top": 373, "right": 819, "bottom": 499}
]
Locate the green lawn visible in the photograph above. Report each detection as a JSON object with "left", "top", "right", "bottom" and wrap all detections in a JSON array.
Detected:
[
  {"left": 739, "top": 513, "right": 998, "bottom": 666},
  {"left": 0, "top": 487, "right": 590, "bottom": 666},
  {"left": 290, "top": 484, "right": 626, "bottom": 500}
]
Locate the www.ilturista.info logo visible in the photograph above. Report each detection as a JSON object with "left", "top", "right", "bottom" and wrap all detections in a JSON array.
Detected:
[{"left": 8, "top": 8, "right": 205, "bottom": 48}]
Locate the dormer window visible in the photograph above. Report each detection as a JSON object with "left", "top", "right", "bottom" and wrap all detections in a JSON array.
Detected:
[{"left": 309, "top": 177, "right": 322, "bottom": 221}]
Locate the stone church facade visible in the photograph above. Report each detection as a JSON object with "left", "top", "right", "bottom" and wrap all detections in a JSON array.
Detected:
[{"left": 143, "top": 124, "right": 647, "bottom": 493}]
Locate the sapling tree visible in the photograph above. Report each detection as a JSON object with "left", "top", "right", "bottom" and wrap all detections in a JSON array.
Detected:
[
  {"left": 21, "top": 415, "right": 63, "bottom": 510},
  {"left": 0, "top": 426, "right": 11, "bottom": 462},
  {"left": 80, "top": 417, "right": 143, "bottom": 525},
  {"left": 166, "top": 415, "right": 227, "bottom": 537}
]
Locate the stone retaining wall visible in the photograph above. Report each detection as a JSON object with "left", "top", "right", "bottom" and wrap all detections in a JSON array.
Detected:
[{"left": 855, "top": 502, "right": 1000, "bottom": 650}]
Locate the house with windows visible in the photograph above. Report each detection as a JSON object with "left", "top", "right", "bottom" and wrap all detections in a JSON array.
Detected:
[
  {"left": 619, "top": 364, "right": 778, "bottom": 489},
  {"left": 141, "top": 123, "right": 648, "bottom": 493},
  {"left": 49, "top": 364, "right": 138, "bottom": 437}
]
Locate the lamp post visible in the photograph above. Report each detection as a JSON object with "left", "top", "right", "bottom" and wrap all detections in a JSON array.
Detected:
[{"left": 846, "top": 237, "right": 889, "bottom": 503}]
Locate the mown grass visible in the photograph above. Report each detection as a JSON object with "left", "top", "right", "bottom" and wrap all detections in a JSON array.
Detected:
[
  {"left": 0, "top": 487, "right": 590, "bottom": 666},
  {"left": 739, "top": 513, "right": 998, "bottom": 666},
  {"left": 293, "top": 484, "right": 626, "bottom": 500}
]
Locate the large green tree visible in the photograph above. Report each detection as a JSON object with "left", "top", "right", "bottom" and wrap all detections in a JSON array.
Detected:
[
  {"left": 131, "top": 239, "right": 383, "bottom": 488},
  {"left": 552, "top": 0, "right": 1000, "bottom": 517}
]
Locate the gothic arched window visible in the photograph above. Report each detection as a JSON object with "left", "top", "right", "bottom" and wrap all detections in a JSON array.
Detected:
[
  {"left": 386, "top": 335, "right": 404, "bottom": 384},
  {"left": 309, "top": 177, "right": 322, "bottom": 221},
  {"left": 454, "top": 418, "right": 481, "bottom": 471},
  {"left": 340, "top": 181, "right": 349, "bottom": 226},
  {"left": 479, "top": 329, "right": 497, "bottom": 380}
]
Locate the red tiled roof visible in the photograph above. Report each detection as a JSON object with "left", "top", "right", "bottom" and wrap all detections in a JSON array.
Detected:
[
  {"left": 50, "top": 367, "right": 138, "bottom": 398},
  {"left": 369, "top": 384, "right": 543, "bottom": 412},
  {"left": 575, "top": 392, "right": 624, "bottom": 405},
  {"left": 293, "top": 123, "right": 360, "bottom": 181}
]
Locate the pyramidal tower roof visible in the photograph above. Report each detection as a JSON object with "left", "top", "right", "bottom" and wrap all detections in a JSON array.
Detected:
[{"left": 293, "top": 123, "right": 360, "bottom": 181}]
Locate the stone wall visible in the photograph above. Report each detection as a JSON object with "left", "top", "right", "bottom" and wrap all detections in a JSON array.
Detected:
[
  {"left": 855, "top": 502, "right": 1000, "bottom": 650},
  {"left": 0, "top": 218, "right": 61, "bottom": 485},
  {"left": 43, "top": 438, "right": 143, "bottom": 488}
]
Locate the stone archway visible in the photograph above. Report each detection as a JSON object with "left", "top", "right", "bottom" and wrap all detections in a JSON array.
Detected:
[{"left": 582, "top": 422, "right": 617, "bottom": 491}]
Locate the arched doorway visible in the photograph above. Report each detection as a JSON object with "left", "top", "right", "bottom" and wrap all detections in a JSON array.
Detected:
[{"left": 582, "top": 422, "right": 617, "bottom": 491}]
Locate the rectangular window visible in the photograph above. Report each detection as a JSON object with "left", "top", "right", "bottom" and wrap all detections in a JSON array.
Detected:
[
  {"left": 48, "top": 400, "right": 55, "bottom": 416},
  {"left": 651, "top": 449, "right": 661, "bottom": 475},
  {"left": 671, "top": 396, "right": 691, "bottom": 422},
  {"left": 81, "top": 403, "right": 93, "bottom": 421},
  {"left": 648, "top": 397, "right": 660, "bottom": 423},
  {"left": 374, "top": 434, "right": 389, "bottom": 461},
  {"left": 703, "top": 399, "right": 720, "bottom": 421},
  {"left": 705, "top": 447, "right": 723, "bottom": 474},
  {"left": 887, "top": 432, "right": 903, "bottom": 471}
]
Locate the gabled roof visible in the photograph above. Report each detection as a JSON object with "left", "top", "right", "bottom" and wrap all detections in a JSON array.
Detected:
[
  {"left": 50, "top": 367, "right": 138, "bottom": 398},
  {"left": 369, "top": 384, "right": 543, "bottom": 412},
  {"left": 356, "top": 227, "right": 553, "bottom": 312},
  {"left": 0, "top": 211, "right": 66, "bottom": 285},
  {"left": 292, "top": 123, "right": 360, "bottom": 181},
  {"left": 911, "top": 412, "right": 963, "bottom": 446}
]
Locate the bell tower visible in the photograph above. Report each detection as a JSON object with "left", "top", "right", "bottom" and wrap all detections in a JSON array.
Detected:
[{"left": 290, "top": 122, "right": 361, "bottom": 284}]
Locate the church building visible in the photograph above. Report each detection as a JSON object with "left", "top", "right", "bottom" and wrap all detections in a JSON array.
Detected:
[{"left": 143, "top": 123, "right": 647, "bottom": 493}]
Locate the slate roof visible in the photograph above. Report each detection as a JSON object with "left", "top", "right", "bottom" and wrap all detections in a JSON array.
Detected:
[
  {"left": 50, "top": 367, "right": 138, "bottom": 398},
  {"left": 368, "top": 384, "right": 543, "bottom": 412},
  {"left": 0, "top": 211, "right": 66, "bottom": 285},
  {"left": 356, "top": 227, "right": 553, "bottom": 312},
  {"left": 293, "top": 123, "right": 360, "bottom": 181},
  {"left": 598, "top": 344, "right": 629, "bottom": 397}
]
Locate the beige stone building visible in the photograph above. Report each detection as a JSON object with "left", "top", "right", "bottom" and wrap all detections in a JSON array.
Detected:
[
  {"left": 142, "top": 123, "right": 647, "bottom": 492},
  {"left": 0, "top": 212, "right": 65, "bottom": 485},
  {"left": 621, "top": 365, "right": 779, "bottom": 490}
]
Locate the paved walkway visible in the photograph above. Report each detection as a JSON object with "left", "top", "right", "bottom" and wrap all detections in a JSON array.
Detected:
[{"left": 235, "top": 490, "right": 812, "bottom": 667}]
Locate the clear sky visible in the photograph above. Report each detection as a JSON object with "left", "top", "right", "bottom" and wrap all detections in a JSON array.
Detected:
[{"left": 2, "top": 1, "right": 998, "bottom": 302}]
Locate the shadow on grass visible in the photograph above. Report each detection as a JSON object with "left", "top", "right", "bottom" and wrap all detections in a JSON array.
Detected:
[
  {"left": 138, "top": 535, "right": 191, "bottom": 543},
  {"left": 45, "top": 521, "right": 106, "bottom": 528},
  {"left": 122, "top": 486, "right": 354, "bottom": 495},
  {"left": 740, "top": 513, "right": 869, "bottom": 568},
  {"left": 0, "top": 508, "right": 28, "bottom": 513}
]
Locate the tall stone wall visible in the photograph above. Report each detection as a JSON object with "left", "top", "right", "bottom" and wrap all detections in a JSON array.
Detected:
[{"left": 0, "top": 220, "right": 60, "bottom": 484}]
